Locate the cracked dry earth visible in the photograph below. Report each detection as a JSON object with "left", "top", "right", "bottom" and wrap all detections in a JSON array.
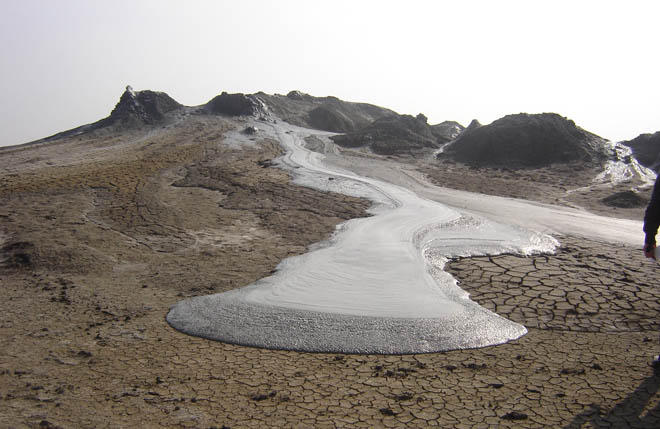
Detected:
[{"left": 2, "top": 119, "right": 660, "bottom": 428}]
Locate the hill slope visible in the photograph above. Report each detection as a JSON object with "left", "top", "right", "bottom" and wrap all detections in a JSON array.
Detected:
[
  {"left": 204, "top": 92, "right": 269, "bottom": 117},
  {"left": 439, "top": 113, "right": 609, "bottom": 168},
  {"left": 621, "top": 131, "right": 660, "bottom": 172},
  {"left": 331, "top": 113, "right": 449, "bottom": 155},
  {"left": 258, "top": 91, "right": 396, "bottom": 133}
]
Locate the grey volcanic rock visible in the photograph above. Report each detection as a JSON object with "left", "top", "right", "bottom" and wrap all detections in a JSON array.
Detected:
[
  {"left": 205, "top": 92, "right": 268, "bottom": 117},
  {"left": 464, "top": 119, "right": 482, "bottom": 132},
  {"left": 621, "top": 131, "right": 660, "bottom": 172},
  {"left": 440, "top": 113, "right": 609, "bottom": 168},
  {"left": 242, "top": 126, "right": 258, "bottom": 135},
  {"left": 28, "top": 89, "right": 393, "bottom": 145},
  {"left": 258, "top": 92, "right": 395, "bottom": 133},
  {"left": 331, "top": 114, "right": 446, "bottom": 155},
  {"left": 102, "top": 86, "right": 182, "bottom": 127},
  {"left": 431, "top": 121, "right": 465, "bottom": 143},
  {"left": 286, "top": 90, "right": 313, "bottom": 101},
  {"left": 307, "top": 105, "right": 358, "bottom": 132}
]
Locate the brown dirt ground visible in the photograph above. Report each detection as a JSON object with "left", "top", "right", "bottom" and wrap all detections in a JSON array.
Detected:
[{"left": 1, "top": 120, "right": 659, "bottom": 428}]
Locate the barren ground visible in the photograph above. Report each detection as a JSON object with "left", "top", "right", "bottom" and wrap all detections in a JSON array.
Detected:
[
  {"left": 1, "top": 119, "right": 659, "bottom": 428},
  {"left": 418, "top": 159, "right": 649, "bottom": 221}
]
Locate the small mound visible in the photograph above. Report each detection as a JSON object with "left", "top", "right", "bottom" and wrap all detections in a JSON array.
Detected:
[
  {"left": 621, "top": 131, "right": 660, "bottom": 172},
  {"left": 286, "top": 90, "right": 313, "bottom": 101},
  {"left": 205, "top": 92, "right": 268, "bottom": 117},
  {"left": 601, "top": 190, "right": 648, "bottom": 208},
  {"left": 431, "top": 121, "right": 465, "bottom": 143},
  {"left": 258, "top": 92, "right": 395, "bottom": 133},
  {"left": 440, "top": 113, "right": 609, "bottom": 168},
  {"left": 105, "top": 86, "right": 182, "bottom": 127},
  {"left": 1, "top": 238, "right": 113, "bottom": 273},
  {"left": 307, "top": 105, "right": 358, "bottom": 133},
  {"left": 331, "top": 114, "right": 442, "bottom": 155},
  {"left": 1, "top": 241, "right": 36, "bottom": 270}
]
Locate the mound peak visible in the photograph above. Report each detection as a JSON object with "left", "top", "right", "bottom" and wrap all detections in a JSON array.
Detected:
[
  {"left": 440, "top": 113, "right": 609, "bottom": 168},
  {"left": 621, "top": 131, "right": 660, "bottom": 172},
  {"left": 257, "top": 92, "right": 395, "bottom": 133},
  {"left": 431, "top": 121, "right": 466, "bottom": 143},
  {"left": 331, "top": 113, "right": 450, "bottom": 155},
  {"left": 105, "top": 85, "right": 183, "bottom": 127},
  {"left": 465, "top": 119, "right": 482, "bottom": 131},
  {"left": 286, "top": 90, "right": 313, "bottom": 101},
  {"left": 204, "top": 92, "right": 268, "bottom": 117}
]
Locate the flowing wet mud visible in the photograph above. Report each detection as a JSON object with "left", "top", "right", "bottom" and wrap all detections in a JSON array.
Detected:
[{"left": 167, "top": 121, "right": 557, "bottom": 353}]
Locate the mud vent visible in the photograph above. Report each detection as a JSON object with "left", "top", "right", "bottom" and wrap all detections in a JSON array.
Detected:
[{"left": 1, "top": 241, "right": 36, "bottom": 270}]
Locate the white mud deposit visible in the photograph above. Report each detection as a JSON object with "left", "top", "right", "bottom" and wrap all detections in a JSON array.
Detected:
[
  {"left": 594, "top": 141, "right": 656, "bottom": 187},
  {"left": 321, "top": 150, "right": 645, "bottom": 247},
  {"left": 168, "top": 120, "right": 560, "bottom": 353}
]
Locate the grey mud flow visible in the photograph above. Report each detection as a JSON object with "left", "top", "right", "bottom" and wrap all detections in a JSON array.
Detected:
[{"left": 166, "top": 288, "right": 527, "bottom": 354}]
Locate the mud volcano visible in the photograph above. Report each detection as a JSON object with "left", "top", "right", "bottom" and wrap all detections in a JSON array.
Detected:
[
  {"left": 440, "top": 113, "right": 610, "bottom": 168},
  {"left": 167, "top": 121, "right": 557, "bottom": 354}
]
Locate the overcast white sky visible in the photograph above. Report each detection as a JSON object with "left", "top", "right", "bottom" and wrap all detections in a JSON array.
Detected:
[{"left": 1, "top": 0, "right": 658, "bottom": 146}]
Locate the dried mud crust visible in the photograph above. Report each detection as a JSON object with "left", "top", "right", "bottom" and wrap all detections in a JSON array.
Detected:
[
  {"left": 1, "top": 121, "right": 660, "bottom": 427},
  {"left": 1, "top": 238, "right": 660, "bottom": 428},
  {"left": 445, "top": 236, "right": 660, "bottom": 333}
]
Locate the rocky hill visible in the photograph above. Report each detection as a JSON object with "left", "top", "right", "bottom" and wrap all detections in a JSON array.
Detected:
[
  {"left": 258, "top": 91, "right": 395, "bottom": 133},
  {"left": 431, "top": 121, "right": 465, "bottom": 143},
  {"left": 204, "top": 92, "right": 269, "bottom": 117},
  {"left": 103, "top": 86, "right": 183, "bottom": 126},
  {"left": 621, "top": 131, "right": 660, "bottom": 172},
  {"left": 27, "top": 86, "right": 463, "bottom": 157},
  {"left": 331, "top": 113, "right": 450, "bottom": 155},
  {"left": 26, "top": 89, "right": 396, "bottom": 145},
  {"left": 438, "top": 113, "right": 610, "bottom": 168}
]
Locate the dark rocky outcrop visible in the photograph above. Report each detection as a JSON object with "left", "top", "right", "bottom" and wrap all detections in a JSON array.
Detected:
[
  {"left": 242, "top": 126, "right": 258, "bottom": 135},
  {"left": 101, "top": 86, "right": 182, "bottom": 127},
  {"left": 621, "top": 131, "right": 660, "bottom": 172},
  {"left": 25, "top": 88, "right": 394, "bottom": 145},
  {"left": 439, "top": 113, "right": 609, "bottom": 168},
  {"left": 205, "top": 92, "right": 268, "bottom": 117},
  {"left": 286, "top": 90, "right": 313, "bottom": 102},
  {"left": 430, "top": 121, "right": 465, "bottom": 143},
  {"left": 331, "top": 113, "right": 443, "bottom": 155},
  {"left": 258, "top": 91, "right": 395, "bottom": 133},
  {"left": 464, "top": 119, "right": 482, "bottom": 132},
  {"left": 307, "top": 105, "right": 359, "bottom": 133}
]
